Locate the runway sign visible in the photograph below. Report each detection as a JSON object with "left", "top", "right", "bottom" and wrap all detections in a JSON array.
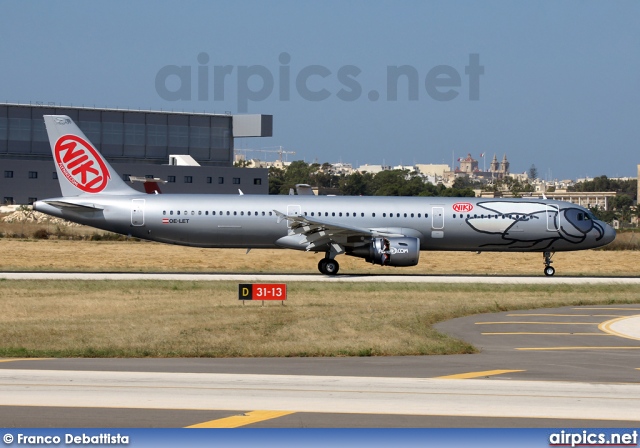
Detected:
[{"left": 238, "top": 283, "right": 287, "bottom": 300}]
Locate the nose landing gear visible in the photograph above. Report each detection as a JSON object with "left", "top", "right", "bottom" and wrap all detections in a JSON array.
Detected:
[{"left": 543, "top": 251, "right": 555, "bottom": 276}]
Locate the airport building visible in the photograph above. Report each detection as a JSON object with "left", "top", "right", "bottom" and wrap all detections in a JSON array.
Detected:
[{"left": 0, "top": 103, "right": 272, "bottom": 204}]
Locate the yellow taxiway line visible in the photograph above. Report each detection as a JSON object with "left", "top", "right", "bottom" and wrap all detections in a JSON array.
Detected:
[
  {"left": 516, "top": 347, "right": 640, "bottom": 351},
  {"left": 435, "top": 369, "right": 524, "bottom": 380},
  {"left": 507, "top": 314, "right": 623, "bottom": 317},
  {"left": 482, "top": 332, "right": 611, "bottom": 336},
  {"left": 476, "top": 322, "right": 599, "bottom": 325},
  {"left": 0, "top": 358, "right": 48, "bottom": 363},
  {"left": 186, "top": 410, "right": 295, "bottom": 428},
  {"left": 575, "top": 307, "right": 640, "bottom": 311},
  {"left": 599, "top": 316, "right": 640, "bottom": 342}
]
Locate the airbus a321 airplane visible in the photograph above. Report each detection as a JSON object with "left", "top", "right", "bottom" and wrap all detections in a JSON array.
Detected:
[{"left": 34, "top": 115, "right": 616, "bottom": 276}]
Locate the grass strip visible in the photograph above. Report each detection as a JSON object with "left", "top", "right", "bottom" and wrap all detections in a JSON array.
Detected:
[{"left": 1, "top": 280, "right": 637, "bottom": 358}]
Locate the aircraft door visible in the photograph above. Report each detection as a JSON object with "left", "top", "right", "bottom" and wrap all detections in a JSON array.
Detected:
[
  {"left": 546, "top": 204, "right": 559, "bottom": 231},
  {"left": 432, "top": 206, "right": 444, "bottom": 230},
  {"left": 131, "top": 199, "right": 145, "bottom": 226}
]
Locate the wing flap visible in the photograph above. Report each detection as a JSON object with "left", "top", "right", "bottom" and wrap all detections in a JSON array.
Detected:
[{"left": 273, "top": 209, "right": 417, "bottom": 252}]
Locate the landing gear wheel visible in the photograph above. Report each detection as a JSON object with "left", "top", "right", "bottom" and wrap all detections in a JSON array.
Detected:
[
  {"left": 318, "top": 258, "right": 339, "bottom": 275},
  {"left": 542, "top": 251, "right": 555, "bottom": 277}
]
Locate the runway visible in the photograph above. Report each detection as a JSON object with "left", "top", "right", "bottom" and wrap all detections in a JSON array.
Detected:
[
  {"left": 1, "top": 273, "right": 640, "bottom": 427},
  {"left": 1, "top": 369, "right": 639, "bottom": 423},
  {"left": 2, "top": 271, "right": 640, "bottom": 284}
]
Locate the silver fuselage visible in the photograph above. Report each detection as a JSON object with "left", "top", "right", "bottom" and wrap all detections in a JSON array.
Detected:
[{"left": 34, "top": 194, "right": 615, "bottom": 253}]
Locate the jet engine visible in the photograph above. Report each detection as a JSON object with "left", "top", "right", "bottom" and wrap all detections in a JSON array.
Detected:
[{"left": 347, "top": 237, "right": 420, "bottom": 267}]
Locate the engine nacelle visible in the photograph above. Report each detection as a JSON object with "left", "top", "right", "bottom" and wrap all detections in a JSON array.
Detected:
[{"left": 347, "top": 237, "right": 420, "bottom": 267}]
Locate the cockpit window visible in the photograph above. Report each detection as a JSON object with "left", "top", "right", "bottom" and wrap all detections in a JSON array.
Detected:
[{"left": 577, "top": 212, "right": 584, "bottom": 221}]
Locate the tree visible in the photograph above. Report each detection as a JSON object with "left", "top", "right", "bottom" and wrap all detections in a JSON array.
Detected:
[
  {"left": 233, "top": 159, "right": 251, "bottom": 168},
  {"left": 280, "top": 160, "right": 315, "bottom": 194},
  {"left": 339, "top": 171, "right": 373, "bottom": 196},
  {"left": 571, "top": 175, "right": 637, "bottom": 203},
  {"left": 268, "top": 166, "right": 285, "bottom": 195}
]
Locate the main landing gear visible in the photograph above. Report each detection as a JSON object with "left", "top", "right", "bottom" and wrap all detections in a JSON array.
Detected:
[
  {"left": 543, "top": 251, "right": 555, "bottom": 277},
  {"left": 318, "top": 257, "right": 340, "bottom": 275}
]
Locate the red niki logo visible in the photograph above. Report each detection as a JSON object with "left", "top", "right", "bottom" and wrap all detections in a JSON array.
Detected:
[
  {"left": 54, "top": 135, "right": 110, "bottom": 193},
  {"left": 452, "top": 202, "right": 474, "bottom": 213}
]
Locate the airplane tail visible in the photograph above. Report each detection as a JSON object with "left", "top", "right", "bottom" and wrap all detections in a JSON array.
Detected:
[{"left": 44, "top": 115, "right": 138, "bottom": 196}]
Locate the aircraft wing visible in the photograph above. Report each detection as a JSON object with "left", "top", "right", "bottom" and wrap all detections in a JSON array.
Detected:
[{"left": 273, "top": 210, "right": 404, "bottom": 251}]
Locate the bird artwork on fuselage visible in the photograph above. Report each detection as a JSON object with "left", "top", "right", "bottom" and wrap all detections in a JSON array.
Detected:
[{"left": 465, "top": 201, "right": 607, "bottom": 250}]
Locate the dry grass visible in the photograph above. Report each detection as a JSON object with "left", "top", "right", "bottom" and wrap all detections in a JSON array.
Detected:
[
  {"left": 1, "top": 280, "right": 638, "bottom": 358},
  {"left": 0, "top": 239, "right": 639, "bottom": 276},
  {"left": 1, "top": 221, "right": 639, "bottom": 358}
]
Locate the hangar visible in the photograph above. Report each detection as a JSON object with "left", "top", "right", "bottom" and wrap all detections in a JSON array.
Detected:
[{"left": 0, "top": 103, "right": 272, "bottom": 204}]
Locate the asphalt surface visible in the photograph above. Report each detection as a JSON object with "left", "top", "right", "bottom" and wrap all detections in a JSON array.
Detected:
[{"left": 1, "top": 298, "right": 639, "bottom": 428}]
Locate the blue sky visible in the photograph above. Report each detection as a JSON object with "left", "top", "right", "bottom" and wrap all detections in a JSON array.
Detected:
[{"left": 2, "top": 0, "right": 639, "bottom": 180}]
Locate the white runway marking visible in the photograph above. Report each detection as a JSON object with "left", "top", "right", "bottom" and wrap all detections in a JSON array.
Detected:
[
  {"left": 2, "top": 272, "right": 640, "bottom": 284},
  {"left": 1, "top": 369, "right": 639, "bottom": 421}
]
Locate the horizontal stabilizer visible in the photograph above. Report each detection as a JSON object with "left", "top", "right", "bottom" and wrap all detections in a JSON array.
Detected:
[{"left": 43, "top": 200, "right": 104, "bottom": 211}]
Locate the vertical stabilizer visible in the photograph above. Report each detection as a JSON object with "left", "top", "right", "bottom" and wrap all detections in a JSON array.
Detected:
[{"left": 44, "top": 115, "right": 137, "bottom": 196}]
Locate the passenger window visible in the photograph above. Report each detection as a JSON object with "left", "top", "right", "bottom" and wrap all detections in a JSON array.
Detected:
[
  {"left": 163, "top": 211, "right": 166, "bottom": 215},
  {"left": 383, "top": 213, "right": 386, "bottom": 217},
  {"left": 372, "top": 213, "right": 376, "bottom": 217},
  {"left": 453, "top": 214, "right": 457, "bottom": 218},
  {"left": 170, "top": 211, "right": 173, "bottom": 215},
  {"left": 177, "top": 211, "right": 180, "bottom": 215},
  {"left": 198, "top": 211, "right": 201, "bottom": 215},
  {"left": 241, "top": 211, "right": 244, "bottom": 216},
  {"left": 418, "top": 213, "right": 421, "bottom": 218}
]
